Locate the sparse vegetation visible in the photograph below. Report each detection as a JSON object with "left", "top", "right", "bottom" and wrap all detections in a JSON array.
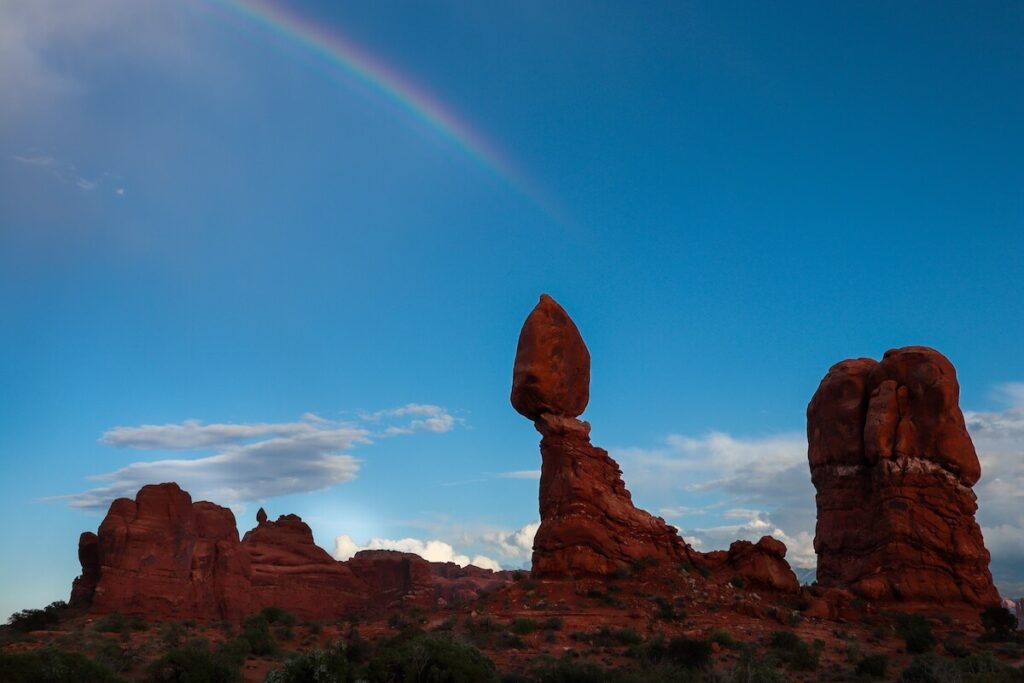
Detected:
[
  {"left": 6, "top": 601, "right": 67, "bottom": 633},
  {"left": 768, "top": 630, "right": 819, "bottom": 671},
  {"left": 855, "top": 653, "right": 888, "bottom": 678},
  {"left": 896, "top": 614, "right": 936, "bottom": 654},
  {"left": 265, "top": 642, "right": 348, "bottom": 683},
  {"left": 0, "top": 647, "right": 125, "bottom": 682}
]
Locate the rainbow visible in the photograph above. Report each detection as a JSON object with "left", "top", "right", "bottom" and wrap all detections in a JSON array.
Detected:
[{"left": 203, "top": 0, "right": 551, "bottom": 213}]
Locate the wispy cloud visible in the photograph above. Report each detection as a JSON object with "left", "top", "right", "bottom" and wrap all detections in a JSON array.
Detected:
[
  {"left": 498, "top": 470, "right": 541, "bottom": 480},
  {"left": 12, "top": 154, "right": 123, "bottom": 195},
  {"left": 56, "top": 406, "right": 462, "bottom": 510}
]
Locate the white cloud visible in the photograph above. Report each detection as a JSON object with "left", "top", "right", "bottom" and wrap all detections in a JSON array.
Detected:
[
  {"left": 58, "top": 406, "right": 460, "bottom": 510},
  {"left": 0, "top": 0, "right": 197, "bottom": 121},
  {"left": 993, "top": 382, "right": 1024, "bottom": 408},
  {"left": 332, "top": 534, "right": 501, "bottom": 571},
  {"left": 618, "top": 402, "right": 1024, "bottom": 593},
  {"left": 362, "top": 403, "right": 461, "bottom": 435},
  {"left": 498, "top": 470, "right": 541, "bottom": 480}
]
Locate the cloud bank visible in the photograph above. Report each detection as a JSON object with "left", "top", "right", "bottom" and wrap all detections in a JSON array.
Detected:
[{"left": 57, "top": 404, "right": 460, "bottom": 510}]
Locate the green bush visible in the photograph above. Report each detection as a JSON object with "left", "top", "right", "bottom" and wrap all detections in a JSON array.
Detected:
[
  {"left": 159, "top": 622, "right": 186, "bottom": 649},
  {"left": 265, "top": 643, "right": 348, "bottom": 683},
  {"left": 896, "top": 614, "right": 936, "bottom": 654},
  {"left": 260, "top": 607, "right": 297, "bottom": 627},
  {"left": 216, "top": 637, "right": 252, "bottom": 668},
  {"left": 542, "top": 616, "right": 564, "bottom": 631},
  {"left": 0, "top": 648, "right": 125, "bottom": 682},
  {"left": 510, "top": 618, "right": 538, "bottom": 635},
  {"left": 242, "top": 614, "right": 278, "bottom": 657},
  {"left": 365, "top": 631, "right": 498, "bottom": 682},
  {"left": 6, "top": 601, "right": 67, "bottom": 632},
  {"left": 768, "top": 630, "right": 818, "bottom": 671},
  {"left": 95, "top": 613, "right": 128, "bottom": 634},
  {"left": 855, "top": 654, "right": 887, "bottom": 678},
  {"left": 981, "top": 606, "right": 1018, "bottom": 639},
  {"left": 708, "top": 629, "right": 738, "bottom": 649},
  {"left": 665, "top": 637, "right": 712, "bottom": 669},
  {"left": 898, "top": 652, "right": 1023, "bottom": 683},
  {"left": 725, "top": 650, "right": 789, "bottom": 683},
  {"left": 146, "top": 645, "right": 241, "bottom": 683},
  {"left": 570, "top": 626, "right": 643, "bottom": 647}
]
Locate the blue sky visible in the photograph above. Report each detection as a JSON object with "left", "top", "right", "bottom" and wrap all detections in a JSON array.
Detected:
[{"left": 1, "top": 1, "right": 1022, "bottom": 619}]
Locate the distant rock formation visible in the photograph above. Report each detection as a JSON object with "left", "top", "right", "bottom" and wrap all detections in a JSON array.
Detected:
[
  {"left": 70, "top": 484, "right": 513, "bottom": 621},
  {"left": 808, "top": 346, "right": 998, "bottom": 605},
  {"left": 241, "top": 513, "right": 367, "bottom": 619},
  {"left": 68, "top": 483, "right": 254, "bottom": 621},
  {"left": 512, "top": 294, "right": 798, "bottom": 592}
]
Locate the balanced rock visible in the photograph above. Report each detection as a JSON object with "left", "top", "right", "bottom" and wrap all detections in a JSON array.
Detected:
[
  {"left": 703, "top": 536, "right": 800, "bottom": 593},
  {"left": 808, "top": 346, "right": 998, "bottom": 605},
  {"left": 512, "top": 295, "right": 697, "bottom": 577},
  {"left": 511, "top": 294, "right": 590, "bottom": 420},
  {"left": 71, "top": 483, "right": 254, "bottom": 621}
]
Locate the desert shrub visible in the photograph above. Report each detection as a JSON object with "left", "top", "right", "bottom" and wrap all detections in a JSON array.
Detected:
[
  {"left": 242, "top": 614, "right": 278, "bottom": 657},
  {"left": 652, "top": 596, "right": 679, "bottom": 621},
  {"left": 365, "top": 630, "right": 498, "bottom": 682},
  {"left": 95, "top": 613, "right": 128, "bottom": 634},
  {"left": 216, "top": 637, "right": 251, "bottom": 668},
  {"left": 730, "top": 575, "right": 746, "bottom": 589},
  {"left": 260, "top": 607, "right": 297, "bottom": 627},
  {"left": 768, "top": 630, "right": 818, "bottom": 671},
  {"left": 542, "top": 616, "right": 564, "bottom": 631},
  {"left": 306, "top": 621, "right": 322, "bottom": 636},
  {"left": 708, "top": 629, "right": 738, "bottom": 649},
  {"left": 724, "top": 649, "right": 790, "bottom": 683},
  {"left": 855, "top": 654, "right": 887, "bottom": 678},
  {"left": 665, "top": 637, "right": 712, "bottom": 669},
  {"left": 274, "top": 625, "right": 294, "bottom": 642},
  {"left": 0, "top": 648, "right": 125, "bottom": 682},
  {"left": 896, "top": 653, "right": 1021, "bottom": 683},
  {"left": 160, "top": 622, "right": 186, "bottom": 648},
  {"left": 146, "top": 645, "right": 241, "bottom": 683},
  {"left": 6, "top": 601, "right": 67, "bottom": 632},
  {"left": 943, "top": 634, "right": 970, "bottom": 658},
  {"left": 981, "top": 606, "right": 1018, "bottom": 640},
  {"left": 571, "top": 626, "right": 643, "bottom": 647},
  {"left": 92, "top": 635, "right": 131, "bottom": 673},
  {"left": 265, "top": 642, "right": 348, "bottom": 683},
  {"left": 896, "top": 614, "right": 936, "bottom": 654},
  {"left": 510, "top": 618, "right": 538, "bottom": 635}
]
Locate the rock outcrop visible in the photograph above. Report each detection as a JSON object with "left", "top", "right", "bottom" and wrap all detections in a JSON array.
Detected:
[
  {"left": 70, "top": 484, "right": 515, "bottom": 620},
  {"left": 513, "top": 294, "right": 700, "bottom": 577},
  {"left": 808, "top": 346, "right": 998, "bottom": 605},
  {"left": 69, "top": 483, "right": 254, "bottom": 621},
  {"left": 241, "top": 513, "right": 368, "bottom": 619},
  {"left": 703, "top": 536, "right": 801, "bottom": 593}
]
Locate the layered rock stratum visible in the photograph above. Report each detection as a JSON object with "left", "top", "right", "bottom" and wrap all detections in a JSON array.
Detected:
[{"left": 808, "top": 346, "right": 998, "bottom": 605}]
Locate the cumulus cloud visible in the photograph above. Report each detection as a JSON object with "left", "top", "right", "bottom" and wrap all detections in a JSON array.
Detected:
[
  {"left": 616, "top": 431, "right": 815, "bottom": 563},
  {"left": 361, "top": 403, "right": 461, "bottom": 435},
  {"left": 56, "top": 406, "right": 461, "bottom": 510},
  {"left": 332, "top": 535, "right": 501, "bottom": 571},
  {"left": 618, "top": 400, "right": 1024, "bottom": 592},
  {"left": 965, "top": 405, "right": 1024, "bottom": 596}
]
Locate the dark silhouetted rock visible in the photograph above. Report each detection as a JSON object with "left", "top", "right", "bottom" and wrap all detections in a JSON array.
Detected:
[{"left": 808, "top": 346, "right": 998, "bottom": 606}]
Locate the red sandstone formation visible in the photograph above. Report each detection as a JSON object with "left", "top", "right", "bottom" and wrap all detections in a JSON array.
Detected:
[
  {"left": 808, "top": 346, "right": 998, "bottom": 606},
  {"left": 703, "top": 536, "right": 801, "bottom": 594},
  {"left": 240, "top": 513, "right": 368, "bottom": 620},
  {"left": 512, "top": 294, "right": 798, "bottom": 589},
  {"left": 70, "top": 484, "right": 514, "bottom": 621},
  {"left": 69, "top": 483, "right": 254, "bottom": 621}
]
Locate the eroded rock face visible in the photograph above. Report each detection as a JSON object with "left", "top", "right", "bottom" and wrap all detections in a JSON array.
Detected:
[
  {"left": 808, "top": 346, "right": 998, "bottom": 605},
  {"left": 513, "top": 295, "right": 698, "bottom": 577},
  {"left": 71, "top": 485, "right": 516, "bottom": 620},
  {"left": 241, "top": 513, "right": 368, "bottom": 619},
  {"left": 75, "top": 483, "right": 254, "bottom": 621},
  {"left": 703, "top": 536, "right": 801, "bottom": 593}
]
